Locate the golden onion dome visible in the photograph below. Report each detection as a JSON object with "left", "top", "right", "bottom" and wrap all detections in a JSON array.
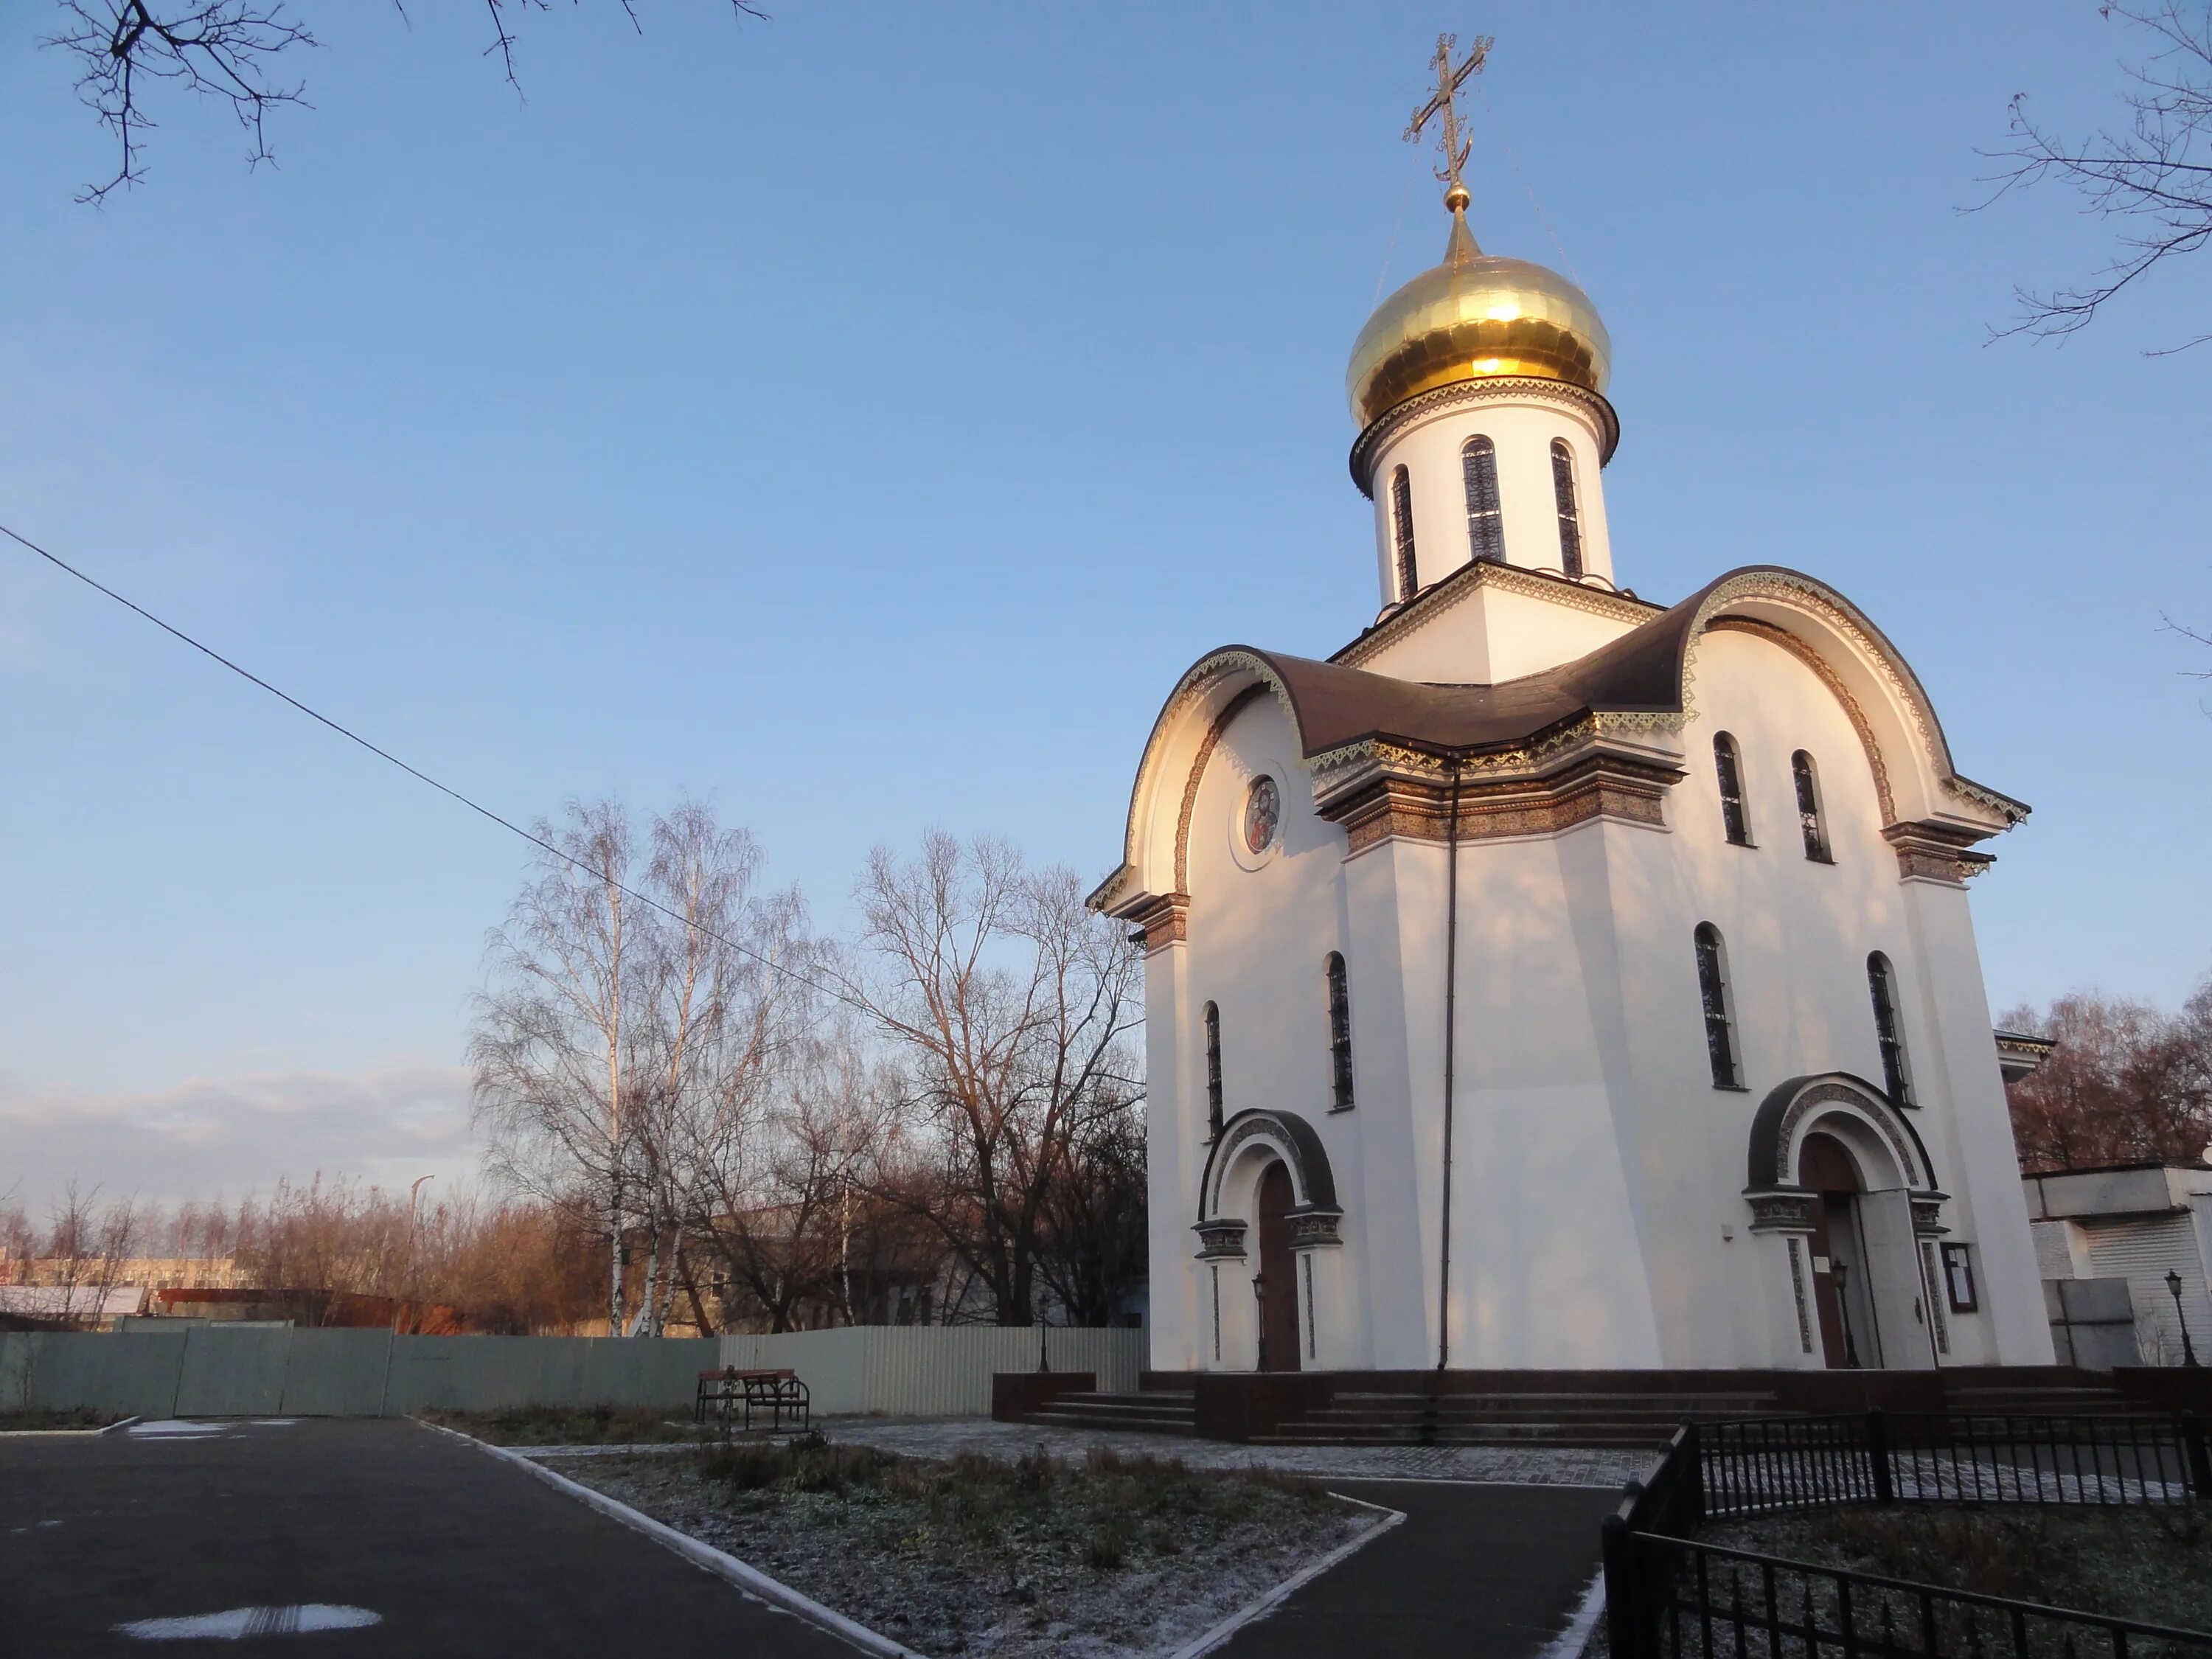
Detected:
[{"left": 1346, "top": 185, "right": 1611, "bottom": 429}]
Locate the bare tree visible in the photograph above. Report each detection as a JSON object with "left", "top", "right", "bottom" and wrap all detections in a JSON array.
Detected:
[
  {"left": 36, "top": 1183, "right": 145, "bottom": 1326},
  {"left": 473, "top": 800, "right": 649, "bottom": 1334},
  {"left": 1980, "top": 2, "right": 2212, "bottom": 349},
  {"left": 681, "top": 1024, "right": 897, "bottom": 1333},
  {"left": 44, "top": 1, "right": 766, "bottom": 204},
  {"left": 845, "top": 834, "right": 1143, "bottom": 1326},
  {"left": 471, "top": 799, "right": 810, "bottom": 1336},
  {"left": 2002, "top": 976, "right": 2212, "bottom": 1171},
  {"left": 1033, "top": 1096, "right": 1147, "bottom": 1328}
]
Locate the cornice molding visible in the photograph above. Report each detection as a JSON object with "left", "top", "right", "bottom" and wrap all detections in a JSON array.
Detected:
[
  {"left": 1885, "top": 820, "right": 1997, "bottom": 886},
  {"left": 1321, "top": 748, "right": 1680, "bottom": 855},
  {"left": 1349, "top": 376, "right": 1621, "bottom": 498}
]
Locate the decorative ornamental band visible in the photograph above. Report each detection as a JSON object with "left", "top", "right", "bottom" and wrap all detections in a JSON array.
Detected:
[
  {"left": 1744, "top": 1188, "right": 1818, "bottom": 1234},
  {"left": 1193, "top": 1219, "right": 1250, "bottom": 1262},
  {"left": 1348, "top": 375, "right": 1621, "bottom": 496}
]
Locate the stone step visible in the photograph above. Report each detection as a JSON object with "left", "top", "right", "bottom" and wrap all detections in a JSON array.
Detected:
[
  {"left": 1319, "top": 1391, "right": 1781, "bottom": 1408},
  {"left": 1253, "top": 1425, "right": 1674, "bottom": 1447},
  {"left": 1019, "top": 1410, "right": 1197, "bottom": 1437}
]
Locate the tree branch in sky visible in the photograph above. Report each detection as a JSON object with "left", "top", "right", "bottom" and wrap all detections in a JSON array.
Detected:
[
  {"left": 46, "top": 0, "right": 768, "bottom": 205},
  {"left": 1977, "top": 2, "right": 2212, "bottom": 351}
]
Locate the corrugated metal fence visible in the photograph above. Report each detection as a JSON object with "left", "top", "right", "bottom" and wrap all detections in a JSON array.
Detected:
[{"left": 1, "top": 1324, "right": 1143, "bottom": 1420}]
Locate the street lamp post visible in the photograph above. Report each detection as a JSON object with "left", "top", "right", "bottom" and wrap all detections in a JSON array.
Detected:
[
  {"left": 400, "top": 1175, "right": 434, "bottom": 1332},
  {"left": 1036, "top": 1315, "right": 1049, "bottom": 1374},
  {"left": 2166, "top": 1270, "right": 2199, "bottom": 1368}
]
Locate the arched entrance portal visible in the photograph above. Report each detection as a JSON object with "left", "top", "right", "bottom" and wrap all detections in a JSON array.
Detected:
[
  {"left": 1254, "top": 1161, "right": 1300, "bottom": 1372},
  {"left": 1192, "top": 1109, "right": 1343, "bottom": 1371},
  {"left": 1745, "top": 1074, "right": 1947, "bottom": 1371}
]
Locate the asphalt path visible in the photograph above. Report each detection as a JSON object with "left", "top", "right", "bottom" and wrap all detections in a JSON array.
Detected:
[
  {"left": 0, "top": 1417, "right": 861, "bottom": 1658},
  {"left": 1213, "top": 1478, "right": 1617, "bottom": 1659}
]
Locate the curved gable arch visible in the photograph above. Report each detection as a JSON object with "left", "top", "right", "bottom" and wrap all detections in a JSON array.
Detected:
[
  {"left": 1090, "top": 649, "right": 1314, "bottom": 918},
  {"left": 1675, "top": 570, "right": 2023, "bottom": 833}
]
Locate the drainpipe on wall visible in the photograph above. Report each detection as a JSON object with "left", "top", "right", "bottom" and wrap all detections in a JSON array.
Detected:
[{"left": 1437, "top": 757, "right": 1464, "bottom": 1371}]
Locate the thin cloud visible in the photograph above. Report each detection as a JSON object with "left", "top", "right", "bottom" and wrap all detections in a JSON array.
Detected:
[{"left": 0, "top": 1059, "right": 482, "bottom": 1212}]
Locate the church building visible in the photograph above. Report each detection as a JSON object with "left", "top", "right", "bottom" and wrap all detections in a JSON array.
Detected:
[{"left": 1090, "top": 50, "right": 2055, "bottom": 1376}]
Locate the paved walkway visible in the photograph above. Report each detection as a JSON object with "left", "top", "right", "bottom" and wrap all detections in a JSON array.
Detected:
[
  {"left": 1213, "top": 1479, "right": 1613, "bottom": 1659},
  {"left": 0, "top": 1418, "right": 859, "bottom": 1658}
]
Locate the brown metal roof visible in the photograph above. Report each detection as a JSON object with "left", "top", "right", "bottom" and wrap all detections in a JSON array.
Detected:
[{"left": 1239, "top": 574, "right": 1718, "bottom": 759}]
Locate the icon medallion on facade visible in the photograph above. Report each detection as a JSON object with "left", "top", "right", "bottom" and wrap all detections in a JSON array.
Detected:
[{"left": 1243, "top": 776, "right": 1281, "bottom": 855}]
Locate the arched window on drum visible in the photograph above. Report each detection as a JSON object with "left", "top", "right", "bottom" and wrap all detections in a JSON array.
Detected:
[
  {"left": 1461, "top": 437, "right": 1505, "bottom": 564},
  {"left": 1550, "top": 439, "right": 1585, "bottom": 580},
  {"left": 1390, "top": 465, "right": 1418, "bottom": 602}
]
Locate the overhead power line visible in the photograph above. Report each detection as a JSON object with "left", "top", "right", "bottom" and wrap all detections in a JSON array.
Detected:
[{"left": 0, "top": 518, "right": 870, "bottom": 1019}]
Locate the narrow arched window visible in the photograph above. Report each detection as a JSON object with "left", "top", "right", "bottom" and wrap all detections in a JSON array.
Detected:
[
  {"left": 1390, "top": 465, "right": 1418, "bottom": 602},
  {"left": 1694, "top": 924, "right": 1742, "bottom": 1088},
  {"left": 1203, "top": 1001, "right": 1224, "bottom": 1138},
  {"left": 1792, "top": 751, "right": 1831, "bottom": 862},
  {"left": 1461, "top": 437, "right": 1505, "bottom": 564},
  {"left": 1868, "top": 953, "right": 1915, "bottom": 1107},
  {"left": 1324, "top": 953, "right": 1354, "bottom": 1111},
  {"left": 1550, "top": 439, "right": 1584, "bottom": 580},
  {"left": 1714, "top": 733, "right": 1752, "bottom": 846}
]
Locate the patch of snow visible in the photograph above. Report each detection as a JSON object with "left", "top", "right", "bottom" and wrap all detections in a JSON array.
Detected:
[
  {"left": 114, "top": 1604, "right": 380, "bottom": 1639},
  {"left": 126, "top": 1421, "right": 224, "bottom": 1438}
]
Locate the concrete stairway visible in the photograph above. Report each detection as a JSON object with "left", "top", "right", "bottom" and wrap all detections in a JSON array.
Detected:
[
  {"left": 1017, "top": 1390, "right": 1199, "bottom": 1436},
  {"left": 1937, "top": 1381, "right": 2157, "bottom": 1418},
  {"left": 1251, "top": 1388, "right": 1783, "bottom": 1448},
  {"left": 1005, "top": 1372, "right": 2165, "bottom": 1447}
]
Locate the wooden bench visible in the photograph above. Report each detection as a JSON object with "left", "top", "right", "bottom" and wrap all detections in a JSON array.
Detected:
[{"left": 695, "top": 1366, "right": 810, "bottom": 1434}]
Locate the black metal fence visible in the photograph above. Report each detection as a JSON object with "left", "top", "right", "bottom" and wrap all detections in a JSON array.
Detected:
[
  {"left": 1604, "top": 1413, "right": 2212, "bottom": 1659},
  {"left": 1699, "top": 1412, "right": 2211, "bottom": 1514},
  {"left": 1615, "top": 1533, "right": 2212, "bottom": 1659}
]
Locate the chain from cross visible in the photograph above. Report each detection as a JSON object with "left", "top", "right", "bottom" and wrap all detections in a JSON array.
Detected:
[{"left": 1403, "top": 32, "right": 1492, "bottom": 193}]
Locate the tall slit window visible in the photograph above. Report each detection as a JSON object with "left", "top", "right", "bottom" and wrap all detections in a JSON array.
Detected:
[
  {"left": 1390, "top": 465, "right": 1418, "bottom": 602},
  {"left": 1868, "top": 953, "right": 1915, "bottom": 1107},
  {"left": 1324, "top": 953, "right": 1354, "bottom": 1111},
  {"left": 1792, "top": 751, "right": 1831, "bottom": 862},
  {"left": 1714, "top": 733, "right": 1752, "bottom": 846},
  {"left": 1461, "top": 436, "right": 1506, "bottom": 564},
  {"left": 1203, "top": 1001, "right": 1224, "bottom": 1138},
  {"left": 1694, "top": 923, "right": 1742, "bottom": 1088},
  {"left": 1550, "top": 439, "right": 1585, "bottom": 580}
]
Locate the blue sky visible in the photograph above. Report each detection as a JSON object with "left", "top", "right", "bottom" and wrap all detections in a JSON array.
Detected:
[{"left": 2, "top": 2, "right": 2207, "bottom": 1208}]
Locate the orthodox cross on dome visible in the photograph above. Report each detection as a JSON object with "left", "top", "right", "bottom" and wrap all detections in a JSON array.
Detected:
[{"left": 1403, "top": 32, "right": 1492, "bottom": 205}]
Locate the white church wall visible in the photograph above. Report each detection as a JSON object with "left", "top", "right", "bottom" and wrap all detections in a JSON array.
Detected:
[
  {"left": 1143, "top": 939, "right": 1203, "bottom": 1374},
  {"left": 1447, "top": 823, "right": 1667, "bottom": 1366},
  {"left": 1339, "top": 836, "right": 1447, "bottom": 1369},
  {"left": 1895, "top": 880, "right": 2056, "bottom": 1365}
]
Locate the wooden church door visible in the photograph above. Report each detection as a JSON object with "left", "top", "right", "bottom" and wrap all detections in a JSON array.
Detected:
[
  {"left": 1254, "top": 1161, "right": 1301, "bottom": 1372},
  {"left": 1802, "top": 1133, "right": 1871, "bottom": 1369}
]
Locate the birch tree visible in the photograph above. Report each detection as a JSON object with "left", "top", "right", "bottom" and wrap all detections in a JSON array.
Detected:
[{"left": 472, "top": 799, "right": 813, "bottom": 1335}]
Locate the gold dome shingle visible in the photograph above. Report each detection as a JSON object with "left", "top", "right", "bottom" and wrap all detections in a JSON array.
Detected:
[{"left": 1346, "top": 198, "right": 1610, "bottom": 428}]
